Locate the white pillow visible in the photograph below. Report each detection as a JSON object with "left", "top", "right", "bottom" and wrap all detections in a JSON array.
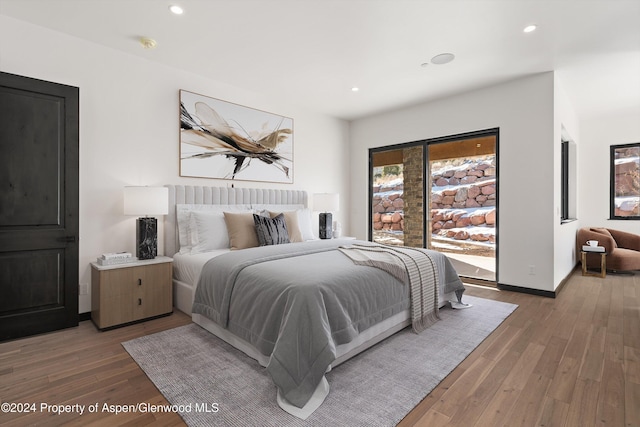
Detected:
[
  {"left": 176, "top": 204, "right": 250, "bottom": 254},
  {"left": 190, "top": 210, "right": 230, "bottom": 253},
  {"left": 297, "top": 208, "right": 317, "bottom": 241},
  {"left": 176, "top": 205, "right": 195, "bottom": 253}
]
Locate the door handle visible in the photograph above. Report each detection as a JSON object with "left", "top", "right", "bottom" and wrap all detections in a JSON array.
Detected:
[{"left": 58, "top": 236, "right": 76, "bottom": 243}]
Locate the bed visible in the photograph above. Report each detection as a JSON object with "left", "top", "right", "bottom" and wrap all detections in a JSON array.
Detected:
[{"left": 164, "top": 185, "right": 466, "bottom": 419}]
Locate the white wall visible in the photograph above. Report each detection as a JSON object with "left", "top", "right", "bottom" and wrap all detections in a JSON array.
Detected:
[
  {"left": 0, "top": 15, "right": 350, "bottom": 313},
  {"left": 578, "top": 108, "right": 640, "bottom": 233},
  {"left": 350, "top": 73, "right": 560, "bottom": 292},
  {"left": 553, "top": 74, "right": 581, "bottom": 286}
]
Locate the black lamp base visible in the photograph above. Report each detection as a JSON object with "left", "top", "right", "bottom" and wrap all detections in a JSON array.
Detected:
[
  {"left": 136, "top": 217, "right": 158, "bottom": 260},
  {"left": 319, "top": 212, "right": 333, "bottom": 239}
]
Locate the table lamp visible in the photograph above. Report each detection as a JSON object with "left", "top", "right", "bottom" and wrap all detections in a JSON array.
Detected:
[
  {"left": 313, "top": 193, "right": 339, "bottom": 239},
  {"left": 124, "top": 186, "right": 168, "bottom": 259}
]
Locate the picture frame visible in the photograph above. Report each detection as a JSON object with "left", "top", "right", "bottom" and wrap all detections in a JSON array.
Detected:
[{"left": 179, "top": 90, "right": 293, "bottom": 183}]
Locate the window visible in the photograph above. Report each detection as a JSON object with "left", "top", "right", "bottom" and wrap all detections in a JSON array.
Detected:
[
  {"left": 610, "top": 142, "right": 640, "bottom": 220},
  {"left": 561, "top": 140, "right": 569, "bottom": 221},
  {"left": 560, "top": 132, "right": 577, "bottom": 223}
]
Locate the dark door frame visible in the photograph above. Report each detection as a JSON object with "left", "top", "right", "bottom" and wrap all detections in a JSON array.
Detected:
[{"left": 368, "top": 127, "right": 499, "bottom": 285}]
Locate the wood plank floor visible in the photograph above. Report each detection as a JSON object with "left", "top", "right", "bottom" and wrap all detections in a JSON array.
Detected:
[{"left": 0, "top": 269, "right": 638, "bottom": 426}]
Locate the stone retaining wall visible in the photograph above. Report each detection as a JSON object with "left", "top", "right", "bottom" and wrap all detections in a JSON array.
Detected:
[
  {"left": 373, "top": 159, "right": 497, "bottom": 242},
  {"left": 431, "top": 208, "right": 496, "bottom": 242},
  {"left": 613, "top": 152, "right": 639, "bottom": 216},
  {"left": 431, "top": 179, "right": 496, "bottom": 209}
]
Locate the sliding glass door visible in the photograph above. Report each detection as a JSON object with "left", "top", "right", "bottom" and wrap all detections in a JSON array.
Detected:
[
  {"left": 427, "top": 135, "right": 496, "bottom": 282},
  {"left": 369, "top": 130, "right": 498, "bottom": 284}
]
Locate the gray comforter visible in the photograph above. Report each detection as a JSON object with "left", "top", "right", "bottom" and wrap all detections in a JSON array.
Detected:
[{"left": 192, "top": 239, "right": 464, "bottom": 409}]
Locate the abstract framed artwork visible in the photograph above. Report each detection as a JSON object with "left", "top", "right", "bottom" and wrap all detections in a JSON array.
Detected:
[{"left": 179, "top": 90, "right": 293, "bottom": 183}]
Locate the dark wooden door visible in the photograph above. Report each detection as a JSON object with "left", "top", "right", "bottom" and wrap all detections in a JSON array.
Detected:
[{"left": 0, "top": 72, "right": 79, "bottom": 341}]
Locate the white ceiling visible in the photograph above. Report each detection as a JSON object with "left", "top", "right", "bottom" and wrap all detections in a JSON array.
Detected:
[{"left": 1, "top": 0, "right": 639, "bottom": 121}]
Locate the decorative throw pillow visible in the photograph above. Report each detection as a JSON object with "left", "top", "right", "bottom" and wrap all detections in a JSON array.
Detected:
[
  {"left": 268, "top": 210, "right": 303, "bottom": 243},
  {"left": 224, "top": 212, "right": 261, "bottom": 250},
  {"left": 254, "top": 213, "right": 290, "bottom": 246}
]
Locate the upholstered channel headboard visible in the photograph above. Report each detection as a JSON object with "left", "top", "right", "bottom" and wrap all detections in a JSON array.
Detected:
[{"left": 164, "top": 185, "right": 308, "bottom": 257}]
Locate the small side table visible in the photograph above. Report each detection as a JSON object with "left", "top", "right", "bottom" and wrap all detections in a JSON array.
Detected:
[{"left": 581, "top": 251, "right": 607, "bottom": 278}]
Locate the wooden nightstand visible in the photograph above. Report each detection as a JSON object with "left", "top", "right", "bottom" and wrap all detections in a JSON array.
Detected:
[{"left": 91, "top": 256, "right": 173, "bottom": 330}]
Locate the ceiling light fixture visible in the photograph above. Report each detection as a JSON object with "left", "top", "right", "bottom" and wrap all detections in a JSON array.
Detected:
[
  {"left": 140, "top": 37, "right": 157, "bottom": 49},
  {"left": 169, "top": 5, "right": 184, "bottom": 15},
  {"left": 430, "top": 53, "right": 455, "bottom": 65},
  {"left": 523, "top": 24, "right": 537, "bottom": 33},
  {"left": 351, "top": 87, "right": 360, "bottom": 92}
]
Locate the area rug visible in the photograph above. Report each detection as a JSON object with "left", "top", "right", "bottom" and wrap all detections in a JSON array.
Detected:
[{"left": 122, "top": 295, "right": 517, "bottom": 426}]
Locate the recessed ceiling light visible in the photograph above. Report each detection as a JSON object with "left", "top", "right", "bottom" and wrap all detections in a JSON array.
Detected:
[
  {"left": 351, "top": 87, "right": 360, "bottom": 92},
  {"left": 523, "top": 24, "right": 537, "bottom": 33},
  {"left": 169, "top": 5, "right": 184, "bottom": 15},
  {"left": 431, "top": 53, "right": 455, "bottom": 65},
  {"left": 140, "top": 37, "right": 157, "bottom": 49}
]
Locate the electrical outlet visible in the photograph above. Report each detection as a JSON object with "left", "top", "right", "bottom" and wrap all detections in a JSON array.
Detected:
[
  {"left": 79, "top": 283, "right": 89, "bottom": 295},
  {"left": 528, "top": 265, "right": 535, "bottom": 275}
]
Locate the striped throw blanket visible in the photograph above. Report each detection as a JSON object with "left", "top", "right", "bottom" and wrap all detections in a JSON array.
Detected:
[{"left": 338, "top": 243, "right": 439, "bottom": 333}]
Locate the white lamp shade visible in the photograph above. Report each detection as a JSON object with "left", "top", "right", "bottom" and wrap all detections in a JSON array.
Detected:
[
  {"left": 123, "top": 186, "right": 169, "bottom": 216},
  {"left": 313, "top": 193, "right": 339, "bottom": 212}
]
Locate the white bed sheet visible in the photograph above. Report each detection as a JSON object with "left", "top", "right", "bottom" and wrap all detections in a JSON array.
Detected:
[
  {"left": 173, "top": 250, "right": 230, "bottom": 288},
  {"left": 173, "top": 250, "right": 230, "bottom": 316}
]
